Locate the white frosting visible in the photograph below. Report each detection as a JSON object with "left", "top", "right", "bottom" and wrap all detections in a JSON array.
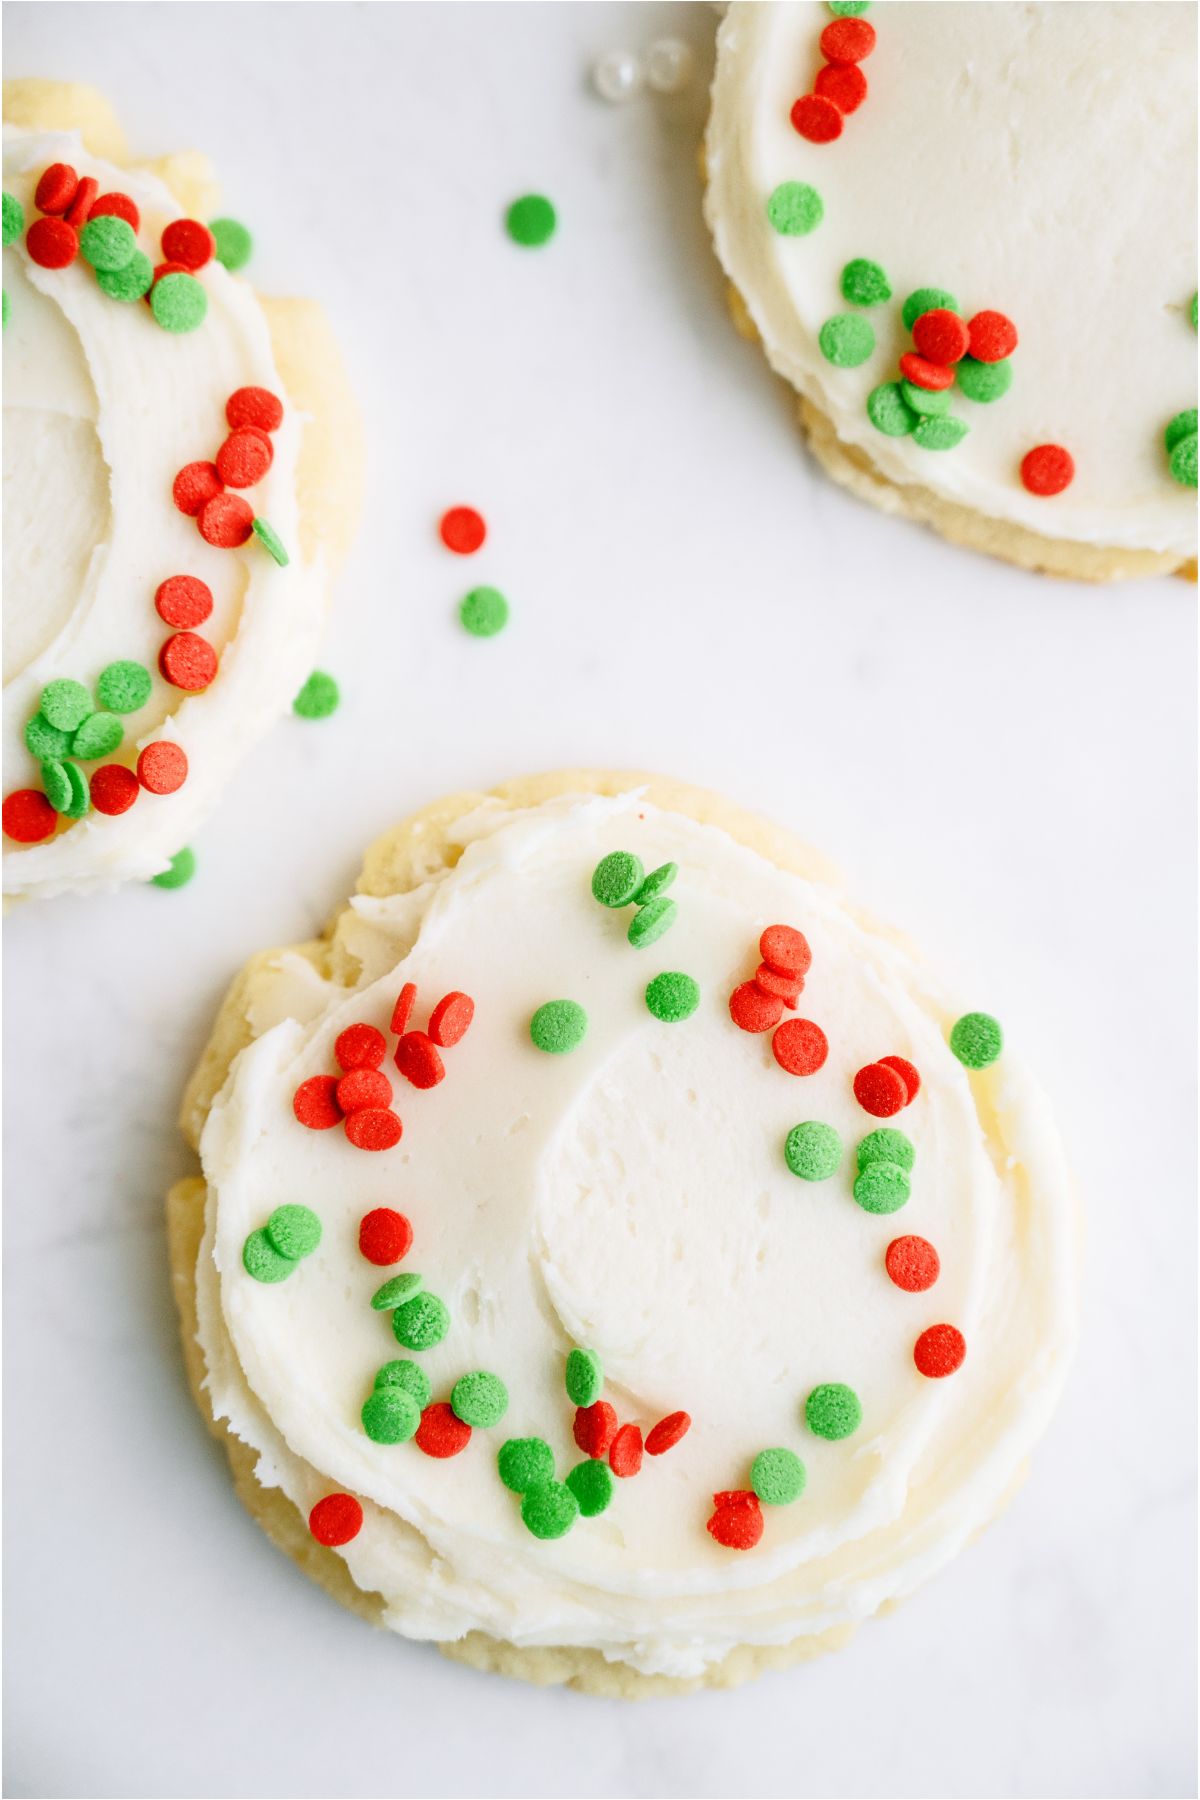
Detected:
[
  {"left": 194, "top": 791, "right": 1078, "bottom": 1679},
  {"left": 2, "top": 128, "right": 325, "bottom": 898},
  {"left": 705, "top": 2, "right": 1198, "bottom": 557}
]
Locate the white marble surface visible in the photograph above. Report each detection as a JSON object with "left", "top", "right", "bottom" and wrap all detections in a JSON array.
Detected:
[{"left": 3, "top": 5, "right": 1195, "bottom": 1796}]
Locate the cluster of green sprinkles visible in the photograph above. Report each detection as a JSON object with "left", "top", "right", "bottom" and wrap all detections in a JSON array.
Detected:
[
  {"left": 590, "top": 850, "right": 679, "bottom": 947},
  {"left": 948, "top": 1011, "right": 1003, "bottom": 1070},
  {"left": 362, "top": 1360, "right": 431, "bottom": 1444},
  {"left": 1164, "top": 409, "right": 1198, "bottom": 489},
  {"left": 242, "top": 1204, "right": 322, "bottom": 1283},
  {"left": 24, "top": 665, "right": 153, "bottom": 819},
  {"left": 293, "top": 670, "right": 340, "bottom": 719},
  {"left": 853, "top": 1126, "right": 914, "bottom": 1215}
]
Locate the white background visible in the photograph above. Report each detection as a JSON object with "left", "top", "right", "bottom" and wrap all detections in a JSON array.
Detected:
[{"left": 4, "top": 5, "right": 1196, "bottom": 1797}]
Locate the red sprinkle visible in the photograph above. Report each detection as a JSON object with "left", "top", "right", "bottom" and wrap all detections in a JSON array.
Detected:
[
  {"left": 308, "top": 1492, "right": 363, "bottom": 1546},
  {"left": 63, "top": 177, "right": 98, "bottom": 231},
  {"left": 88, "top": 191, "right": 140, "bottom": 231},
  {"left": 34, "top": 162, "right": 78, "bottom": 215},
  {"left": 707, "top": 1491, "right": 764, "bottom": 1550},
  {"left": 760, "top": 925, "right": 812, "bottom": 979},
  {"left": 645, "top": 1411, "right": 691, "bottom": 1456},
  {"left": 898, "top": 352, "right": 956, "bottom": 392},
  {"left": 344, "top": 1108, "right": 404, "bottom": 1151},
  {"left": 159, "top": 632, "right": 218, "bottom": 691},
  {"left": 912, "top": 308, "right": 969, "bottom": 367},
  {"left": 415, "top": 1401, "right": 472, "bottom": 1458},
  {"left": 772, "top": 1017, "right": 829, "bottom": 1076},
  {"left": 878, "top": 1055, "right": 920, "bottom": 1102},
  {"left": 394, "top": 1031, "right": 446, "bottom": 1089},
  {"left": 227, "top": 387, "right": 284, "bottom": 433},
  {"left": 2, "top": 788, "right": 57, "bottom": 843},
  {"left": 1021, "top": 444, "right": 1075, "bottom": 496},
  {"left": 136, "top": 741, "right": 188, "bottom": 794},
  {"left": 335, "top": 1023, "right": 387, "bottom": 1071},
  {"left": 754, "top": 963, "right": 804, "bottom": 1006},
  {"left": 439, "top": 506, "right": 487, "bottom": 555},
  {"left": 390, "top": 982, "right": 418, "bottom": 1037},
  {"left": 198, "top": 492, "right": 254, "bottom": 548},
  {"left": 609, "top": 1423, "right": 644, "bottom": 1478},
  {"left": 729, "top": 981, "right": 784, "bottom": 1034},
  {"left": 161, "top": 218, "right": 215, "bottom": 271},
  {"left": 428, "top": 992, "right": 475, "bottom": 1048},
  {"left": 853, "top": 1061, "right": 908, "bottom": 1117},
  {"left": 573, "top": 1400, "right": 618, "bottom": 1459},
  {"left": 967, "top": 310, "right": 1018, "bottom": 363},
  {"left": 914, "top": 1323, "right": 966, "bottom": 1378},
  {"left": 216, "top": 427, "right": 273, "bottom": 489},
  {"left": 814, "top": 61, "right": 867, "bottom": 113},
  {"left": 293, "top": 1074, "right": 343, "bottom": 1130},
  {"left": 358, "top": 1207, "right": 414, "bottom": 1266},
  {"left": 155, "top": 574, "right": 214, "bottom": 629},
  {"left": 89, "top": 764, "right": 140, "bottom": 816},
  {"left": 790, "top": 93, "right": 843, "bottom": 143},
  {"left": 172, "top": 462, "right": 224, "bottom": 518},
  {"left": 25, "top": 217, "right": 78, "bottom": 269},
  {"left": 336, "top": 1068, "right": 393, "bottom": 1114},
  {"left": 886, "top": 1236, "right": 941, "bottom": 1293},
  {"left": 820, "top": 16, "right": 876, "bottom": 61}
]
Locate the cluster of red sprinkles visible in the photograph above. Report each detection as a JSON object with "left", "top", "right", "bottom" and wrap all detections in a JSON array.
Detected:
[
  {"left": 853, "top": 1054, "right": 920, "bottom": 1117},
  {"left": 728, "top": 924, "right": 829, "bottom": 1076},
  {"left": 573, "top": 1398, "right": 690, "bottom": 1478},
  {"left": 791, "top": 15, "right": 876, "bottom": 144},
  {"left": 172, "top": 387, "right": 285, "bottom": 553},
  {"left": 901, "top": 308, "right": 1016, "bottom": 395}
]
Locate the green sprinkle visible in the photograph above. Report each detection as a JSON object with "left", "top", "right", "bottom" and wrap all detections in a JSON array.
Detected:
[
  {"left": 96, "top": 660, "right": 152, "bottom": 714},
  {"left": 645, "top": 971, "right": 700, "bottom": 1023},
  {"left": 265, "top": 1203, "right": 322, "bottom": 1260},
  {"left": 374, "top": 1360, "right": 432, "bottom": 1407},
  {"left": 852, "top": 1160, "right": 911, "bottom": 1214},
  {"left": 96, "top": 251, "right": 153, "bottom": 303},
  {"left": 1192, "top": 292, "right": 1198, "bottom": 331},
  {"left": 840, "top": 258, "right": 890, "bottom": 306},
  {"left": 24, "top": 715, "right": 71, "bottom": 761},
  {"left": 62, "top": 760, "right": 90, "bottom": 819},
  {"left": 293, "top": 671, "right": 340, "bottom": 719},
  {"left": 530, "top": 999, "right": 588, "bottom": 1054},
  {"left": 252, "top": 517, "right": 289, "bottom": 565},
  {"left": 565, "top": 1347, "right": 603, "bottom": 1407},
  {"left": 901, "top": 287, "right": 959, "bottom": 332},
  {"left": 751, "top": 1447, "right": 807, "bottom": 1505},
  {"left": 2, "top": 289, "right": 8, "bottom": 330},
  {"left": 521, "top": 1481, "right": 578, "bottom": 1539},
  {"left": 80, "top": 215, "right": 136, "bottom": 272},
  {"left": 805, "top": 1382, "right": 862, "bottom": 1441},
  {"left": 39, "top": 679, "right": 93, "bottom": 733},
  {"left": 151, "top": 847, "right": 196, "bottom": 889},
  {"left": 1165, "top": 410, "right": 1198, "bottom": 453},
  {"left": 956, "top": 355, "right": 1013, "bottom": 403},
  {"left": 784, "top": 1121, "right": 841, "bottom": 1182},
  {"left": 591, "top": 850, "right": 643, "bottom": 908},
  {"left": 242, "top": 1228, "right": 297, "bottom": 1283},
  {"left": 2, "top": 191, "right": 24, "bottom": 246},
  {"left": 566, "top": 1458, "right": 614, "bottom": 1517},
  {"left": 866, "top": 382, "right": 917, "bottom": 437},
  {"left": 391, "top": 1290, "right": 450, "bottom": 1350},
  {"left": 498, "top": 1436, "right": 555, "bottom": 1494},
  {"left": 210, "top": 216, "right": 253, "bottom": 271},
  {"left": 900, "top": 378, "right": 952, "bottom": 417},
  {"left": 828, "top": 0, "right": 870, "bottom": 13},
  {"left": 766, "top": 181, "right": 823, "bottom": 237},
  {"left": 71, "top": 712, "right": 123, "bottom": 761},
  {"left": 1169, "top": 434, "right": 1198, "bottom": 487},
  {"left": 628, "top": 896, "right": 677, "bottom": 948},
  {"left": 41, "top": 759, "right": 75, "bottom": 816},
  {"left": 150, "top": 270, "right": 207, "bottom": 333},
  {"left": 451, "top": 1370, "right": 509, "bottom": 1428},
  {"left": 361, "top": 1385, "right": 420, "bottom": 1444},
  {"left": 949, "top": 1011, "right": 1003, "bottom": 1069},
  {"left": 633, "top": 862, "right": 678, "bottom": 904},
  {"left": 913, "top": 414, "right": 969, "bottom": 451},
  {"left": 857, "top": 1127, "right": 915, "bottom": 1172},
  {"left": 506, "top": 194, "right": 556, "bottom": 248},
  {"left": 460, "top": 586, "right": 509, "bottom": 637},
  {"left": 818, "top": 313, "right": 875, "bottom": 368},
  {"left": 371, "top": 1271, "right": 425, "bottom": 1311}
]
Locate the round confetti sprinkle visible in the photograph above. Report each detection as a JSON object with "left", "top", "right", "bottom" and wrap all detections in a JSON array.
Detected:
[
  {"left": 609, "top": 1423, "right": 644, "bottom": 1478},
  {"left": 337, "top": 1068, "right": 393, "bottom": 1114},
  {"left": 374, "top": 1360, "right": 431, "bottom": 1407},
  {"left": 358, "top": 1208, "right": 413, "bottom": 1266},
  {"left": 391, "top": 984, "right": 418, "bottom": 1036},
  {"left": 707, "top": 1493, "right": 763, "bottom": 1550},
  {"left": 3, "top": 788, "right": 57, "bottom": 843},
  {"left": 772, "top": 1017, "right": 828, "bottom": 1076},
  {"left": 914, "top": 1324, "right": 966, "bottom": 1378},
  {"left": 308, "top": 1493, "right": 362, "bottom": 1547},
  {"left": 150, "top": 270, "right": 207, "bottom": 332},
  {"left": 62, "top": 761, "right": 90, "bottom": 819},
  {"left": 151, "top": 846, "right": 196, "bottom": 889},
  {"left": 265, "top": 1204, "right": 321, "bottom": 1260},
  {"left": 913, "top": 414, "right": 969, "bottom": 451},
  {"left": 645, "top": 971, "right": 700, "bottom": 1022},
  {"left": 335, "top": 1023, "right": 387, "bottom": 1071},
  {"left": 901, "top": 287, "right": 960, "bottom": 332},
  {"left": 1192, "top": 293, "right": 1198, "bottom": 330},
  {"left": 293, "top": 1075, "right": 343, "bottom": 1130},
  {"left": 645, "top": 1411, "right": 691, "bottom": 1455},
  {"left": 866, "top": 382, "right": 917, "bottom": 437},
  {"left": 912, "top": 307, "right": 969, "bottom": 366},
  {"left": 853, "top": 1160, "right": 911, "bottom": 1214},
  {"left": 566, "top": 1347, "right": 604, "bottom": 1408},
  {"left": 24, "top": 715, "right": 70, "bottom": 761},
  {"left": 96, "top": 661, "right": 152, "bottom": 714},
  {"left": 40, "top": 679, "right": 93, "bottom": 733},
  {"left": 2, "top": 291, "right": 8, "bottom": 329},
  {"left": 34, "top": 162, "right": 78, "bottom": 214},
  {"left": 818, "top": 313, "right": 875, "bottom": 368},
  {"left": 498, "top": 1437, "right": 555, "bottom": 1493},
  {"left": 751, "top": 1447, "right": 807, "bottom": 1505},
  {"left": 26, "top": 216, "right": 78, "bottom": 269},
  {"left": 460, "top": 586, "right": 509, "bottom": 637},
  {"left": 96, "top": 248, "right": 153, "bottom": 302},
  {"left": 136, "top": 740, "right": 188, "bottom": 794},
  {"left": 88, "top": 191, "right": 139, "bottom": 231},
  {"left": 416, "top": 1401, "right": 472, "bottom": 1458},
  {"left": 522, "top": 1481, "right": 578, "bottom": 1538},
  {"left": 89, "top": 764, "right": 139, "bottom": 816},
  {"left": 790, "top": 94, "right": 843, "bottom": 144},
  {"left": 428, "top": 992, "right": 475, "bottom": 1047},
  {"left": 857, "top": 1127, "right": 914, "bottom": 1171},
  {"left": 79, "top": 214, "right": 136, "bottom": 272},
  {"left": 573, "top": 1400, "right": 619, "bottom": 1459},
  {"left": 899, "top": 378, "right": 952, "bottom": 417},
  {"left": 820, "top": 16, "right": 876, "bottom": 59},
  {"left": 754, "top": 963, "right": 803, "bottom": 1005},
  {"left": 841, "top": 258, "right": 890, "bottom": 306},
  {"left": 71, "top": 712, "right": 123, "bottom": 760},
  {"left": 391, "top": 1290, "right": 450, "bottom": 1350},
  {"left": 784, "top": 1120, "right": 841, "bottom": 1181},
  {"left": 361, "top": 1385, "right": 420, "bottom": 1445},
  {"left": 1165, "top": 409, "right": 1198, "bottom": 452},
  {"left": 159, "top": 632, "right": 217, "bottom": 691},
  {"left": 885, "top": 1235, "right": 940, "bottom": 1292},
  {"left": 41, "top": 760, "right": 74, "bottom": 816},
  {"left": 898, "top": 352, "right": 955, "bottom": 392},
  {"left": 966, "top": 309, "right": 1018, "bottom": 362},
  {"left": 628, "top": 896, "right": 677, "bottom": 948},
  {"left": 506, "top": 194, "right": 556, "bottom": 247},
  {"left": 2, "top": 191, "right": 24, "bottom": 245},
  {"left": 853, "top": 1061, "right": 907, "bottom": 1117},
  {"left": 439, "top": 506, "right": 486, "bottom": 554},
  {"left": 1020, "top": 444, "right": 1074, "bottom": 496},
  {"left": 760, "top": 925, "right": 812, "bottom": 978},
  {"left": 371, "top": 1272, "right": 424, "bottom": 1312},
  {"left": 210, "top": 216, "right": 253, "bottom": 271},
  {"left": 293, "top": 670, "right": 340, "bottom": 719},
  {"left": 242, "top": 1228, "right": 297, "bottom": 1284},
  {"left": 766, "top": 181, "right": 823, "bottom": 237},
  {"left": 172, "top": 463, "right": 223, "bottom": 517},
  {"left": 805, "top": 1382, "right": 862, "bottom": 1439},
  {"left": 949, "top": 1011, "right": 1003, "bottom": 1068},
  {"left": 633, "top": 862, "right": 678, "bottom": 904},
  {"left": 592, "top": 850, "right": 644, "bottom": 908},
  {"left": 198, "top": 492, "right": 254, "bottom": 548},
  {"left": 530, "top": 999, "right": 588, "bottom": 1054},
  {"left": 1169, "top": 434, "right": 1198, "bottom": 487},
  {"left": 64, "top": 175, "right": 98, "bottom": 229},
  {"left": 956, "top": 356, "right": 1013, "bottom": 403},
  {"left": 346, "top": 1096, "right": 398, "bottom": 1141},
  {"left": 815, "top": 61, "right": 867, "bottom": 113},
  {"left": 451, "top": 1371, "right": 509, "bottom": 1429},
  {"left": 878, "top": 1055, "right": 920, "bottom": 1101},
  {"left": 252, "top": 517, "right": 289, "bottom": 565},
  {"left": 217, "top": 427, "right": 273, "bottom": 488},
  {"left": 393, "top": 1030, "right": 446, "bottom": 1089},
  {"left": 729, "top": 981, "right": 784, "bottom": 1034},
  {"left": 227, "top": 387, "right": 283, "bottom": 433},
  {"left": 566, "top": 1458, "right": 614, "bottom": 1516},
  {"left": 161, "top": 218, "right": 215, "bottom": 271}
]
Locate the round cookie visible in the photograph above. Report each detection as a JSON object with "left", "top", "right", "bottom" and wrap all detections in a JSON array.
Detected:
[
  {"left": 704, "top": 2, "right": 1197, "bottom": 581},
  {"left": 171, "top": 770, "right": 1079, "bottom": 1695},
  {"left": 2, "top": 83, "right": 363, "bottom": 900}
]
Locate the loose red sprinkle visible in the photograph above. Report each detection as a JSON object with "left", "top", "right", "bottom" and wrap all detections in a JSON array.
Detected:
[
  {"left": 760, "top": 925, "right": 812, "bottom": 979},
  {"left": 155, "top": 574, "right": 214, "bottom": 629},
  {"left": 336, "top": 1068, "right": 393, "bottom": 1114},
  {"left": 439, "top": 506, "right": 487, "bottom": 555},
  {"left": 358, "top": 1207, "right": 413, "bottom": 1266},
  {"left": 335, "top": 1022, "right": 387, "bottom": 1071},
  {"left": 390, "top": 982, "right": 418, "bottom": 1036},
  {"left": 159, "top": 632, "right": 218, "bottom": 691},
  {"left": 136, "top": 741, "right": 189, "bottom": 794},
  {"left": 216, "top": 427, "right": 273, "bottom": 489},
  {"left": 878, "top": 1055, "right": 920, "bottom": 1101},
  {"left": 428, "top": 992, "right": 475, "bottom": 1048},
  {"left": 885, "top": 1235, "right": 940, "bottom": 1293},
  {"left": 198, "top": 492, "right": 254, "bottom": 548},
  {"left": 820, "top": 16, "right": 876, "bottom": 61},
  {"left": 293, "top": 1074, "right": 343, "bottom": 1130},
  {"left": 912, "top": 308, "right": 969, "bottom": 367},
  {"left": 898, "top": 352, "right": 956, "bottom": 392},
  {"left": 707, "top": 1492, "right": 764, "bottom": 1550},
  {"left": 308, "top": 1492, "right": 362, "bottom": 1546},
  {"left": 345, "top": 1108, "right": 403, "bottom": 1151},
  {"left": 393, "top": 1031, "right": 446, "bottom": 1089},
  {"left": 415, "top": 1401, "right": 471, "bottom": 1458},
  {"left": 574, "top": 1400, "right": 618, "bottom": 1459},
  {"left": 790, "top": 93, "right": 843, "bottom": 143},
  {"left": 609, "top": 1423, "right": 644, "bottom": 1478},
  {"left": 772, "top": 1017, "right": 829, "bottom": 1076},
  {"left": 89, "top": 764, "right": 139, "bottom": 816},
  {"left": 754, "top": 963, "right": 804, "bottom": 1006},
  {"left": 63, "top": 177, "right": 98, "bottom": 231},
  {"left": 2, "top": 788, "right": 57, "bottom": 843},
  {"left": 227, "top": 387, "right": 284, "bottom": 433},
  {"left": 26, "top": 217, "right": 78, "bottom": 269},
  {"left": 853, "top": 1061, "right": 908, "bottom": 1117},
  {"left": 814, "top": 61, "right": 867, "bottom": 113},
  {"left": 1021, "top": 444, "right": 1074, "bottom": 496},
  {"left": 161, "top": 217, "right": 215, "bottom": 271},
  {"left": 729, "top": 981, "right": 784, "bottom": 1034},
  {"left": 914, "top": 1323, "right": 966, "bottom": 1378},
  {"left": 88, "top": 191, "right": 140, "bottom": 231},
  {"left": 967, "top": 310, "right": 1018, "bottom": 363},
  {"left": 172, "top": 462, "right": 224, "bottom": 517},
  {"left": 645, "top": 1411, "right": 691, "bottom": 1456},
  {"left": 34, "top": 163, "right": 78, "bottom": 214}
]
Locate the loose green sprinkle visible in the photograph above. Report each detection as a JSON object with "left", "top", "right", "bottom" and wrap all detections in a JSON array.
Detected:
[
  {"left": 40, "top": 679, "right": 93, "bottom": 733},
  {"left": 1169, "top": 434, "right": 1198, "bottom": 487},
  {"left": 71, "top": 712, "right": 123, "bottom": 760},
  {"left": 900, "top": 378, "right": 952, "bottom": 417},
  {"left": 293, "top": 670, "right": 340, "bottom": 719},
  {"left": 242, "top": 1228, "right": 298, "bottom": 1283},
  {"left": 913, "top": 414, "right": 969, "bottom": 451},
  {"left": 766, "top": 181, "right": 823, "bottom": 237},
  {"left": 210, "top": 216, "right": 253, "bottom": 271},
  {"left": 451, "top": 1370, "right": 509, "bottom": 1428},
  {"left": 1192, "top": 292, "right": 1198, "bottom": 331},
  {"left": 96, "top": 251, "right": 154, "bottom": 303},
  {"left": 866, "top": 382, "right": 917, "bottom": 437},
  {"left": 460, "top": 586, "right": 509, "bottom": 637},
  {"left": 391, "top": 1290, "right": 450, "bottom": 1350},
  {"left": 80, "top": 215, "right": 136, "bottom": 272},
  {"left": 23, "top": 715, "right": 71, "bottom": 761},
  {"left": 374, "top": 1360, "right": 432, "bottom": 1407},
  {"left": 840, "top": 258, "right": 890, "bottom": 307},
  {"left": 956, "top": 356, "right": 1013, "bottom": 403},
  {"left": 151, "top": 847, "right": 196, "bottom": 889},
  {"left": 2, "top": 191, "right": 24, "bottom": 246},
  {"left": 506, "top": 194, "right": 557, "bottom": 248},
  {"left": 498, "top": 1436, "right": 555, "bottom": 1494},
  {"left": 818, "top": 313, "right": 876, "bottom": 369},
  {"left": 828, "top": 0, "right": 870, "bottom": 13},
  {"left": 41, "top": 759, "right": 75, "bottom": 816},
  {"left": 371, "top": 1271, "right": 425, "bottom": 1311},
  {"left": 2, "top": 290, "right": 8, "bottom": 330},
  {"left": 253, "top": 517, "right": 289, "bottom": 565},
  {"left": 751, "top": 1447, "right": 807, "bottom": 1505},
  {"left": 633, "top": 863, "right": 678, "bottom": 904},
  {"left": 565, "top": 1347, "right": 604, "bottom": 1408},
  {"left": 265, "top": 1203, "right": 322, "bottom": 1260},
  {"left": 949, "top": 1011, "right": 1003, "bottom": 1069},
  {"left": 628, "top": 896, "right": 677, "bottom": 948},
  {"left": 645, "top": 971, "right": 700, "bottom": 1023},
  {"left": 592, "top": 850, "right": 643, "bottom": 908},
  {"left": 61, "top": 760, "right": 90, "bottom": 820},
  {"left": 530, "top": 999, "right": 588, "bottom": 1054},
  {"left": 96, "top": 660, "right": 152, "bottom": 714},
  {"left": 521, "top": 1481, "right": 578, "bottom": 1539},
  {"left": 1165, "top": 410, "right": 1198, "bottom": 453},
  {"left": 361, "top": 1385, "right": 420, "bottom": 1444},
  {"left": 150, "top": 270, "right": 207, "bottom": 333},
  {"left": 805, "top": 1383, "right": 862, "bottom": 1441},
  {"left": 852, "top": 1160, "right": 911, "bottom": 1214},
  {"left": 857, "top": 1127, "right": 915, "bottom": 1173},
  {"left": 566, "top": 1458, "right": 614, "bottom": 1517},
  {"left": 901, "top": 287, "right": 960, "bottom": 332},
  {"left": 784, "top": 1121, "right": 841, "bottom": 1182}
]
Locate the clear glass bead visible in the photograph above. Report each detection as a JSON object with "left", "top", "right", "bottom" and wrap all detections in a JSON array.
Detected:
[
  {"left": 645, "top": 37, "right": 695, "bottom": 94},
  {"left": 592, "top": 49, "right": 643, "bottom": 103}
]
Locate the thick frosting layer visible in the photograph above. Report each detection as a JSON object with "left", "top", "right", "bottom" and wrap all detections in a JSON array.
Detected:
[
  {"left": 706, "top": 2, "right": 1197, "bottom": 557},
  {"left": 3, "top": 127, "right": 324, "bottom": 897},
  {"left": 194, "top": 791, "right": 1077, "bottom": 1679}
]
